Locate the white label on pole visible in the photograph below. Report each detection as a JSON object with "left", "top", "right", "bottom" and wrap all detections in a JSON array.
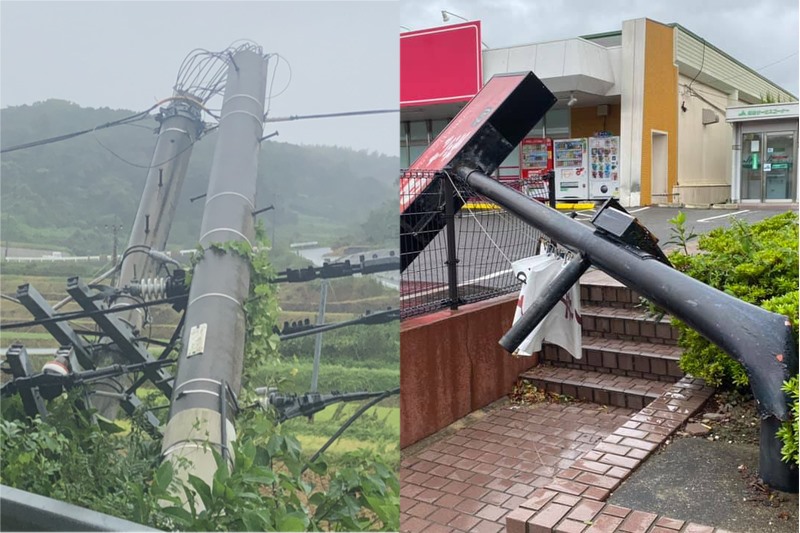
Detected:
[
  {"left": 188, "top": 323, "right": 207, "bottom": 357},
  {"left": 764, "top": 163, "right": 772, "bottom": 172},
  {"left": 750, "top": 140, "right": 760, "bottom": 152}
]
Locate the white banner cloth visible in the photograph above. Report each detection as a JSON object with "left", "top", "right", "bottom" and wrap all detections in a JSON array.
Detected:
[{"left": 511, "top": 254, "right": 583, "bottom": 358}]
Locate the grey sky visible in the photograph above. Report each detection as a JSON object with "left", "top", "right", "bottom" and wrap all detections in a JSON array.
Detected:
[
  {"left": 401, "top": 0, "right": 799, "bottom": 97},
  {"left": 1, "top": 1, "right": 399, "bottom": 156}
]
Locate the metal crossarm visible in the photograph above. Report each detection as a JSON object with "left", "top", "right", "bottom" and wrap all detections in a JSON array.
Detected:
[
  {"left": 16, "top": 283, "right": 95, "bottom": 370},
  {"left": 3, "top": 344, "right": 48, "bottom": 418},
  {"left": 66, "top": 277, "right": 173, "bottom": 398}
]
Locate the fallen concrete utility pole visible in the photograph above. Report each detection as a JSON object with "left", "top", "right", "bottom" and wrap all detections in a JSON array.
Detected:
[
  {"left": 161, "top": 46, "right": 268, "bottom": 494},
  {"left": 91, "top": 97, "right": 204, "bottom": 418}
]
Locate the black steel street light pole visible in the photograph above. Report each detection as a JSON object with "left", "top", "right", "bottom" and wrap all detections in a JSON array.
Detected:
[{"left": 457, "top": 164, "right": 798, "bottom": 492}]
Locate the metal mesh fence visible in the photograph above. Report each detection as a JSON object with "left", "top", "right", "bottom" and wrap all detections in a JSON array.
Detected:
[{"left": 400, "top": 170, "right": 552, "bottom": 319}]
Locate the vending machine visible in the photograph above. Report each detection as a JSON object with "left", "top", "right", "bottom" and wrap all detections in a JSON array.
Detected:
[
  {"left": 519, "top": 138, "right": 553, "bottom": 200},
  {"left": 553, "top": 138, "right": 588, "bottom": 200},
  {"left": 588, "top": 136, "right": 620, "bottom": 199},
  {"left": 520, "top": 137, "right": 553, "bottom": 179}
]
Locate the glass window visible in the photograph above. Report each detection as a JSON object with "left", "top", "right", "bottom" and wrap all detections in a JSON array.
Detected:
[
  {"left": 528, "top": 119, "right": 544, "bottom": 138},
  {"left": 498, "top": 145, "right": 520, "bottom": 177},
  {"left": 409, "top": 121, "right": 428, "bottom": 142},
  {"left": 400, "top": 145, "right": 410, "bottom": 170},
  {"left": 545, "top": 109, "right": 570, "bottom": 138},
  {"left": 409, "top": 145, "right": 426, "bottom": 167},
  {"left": 431, "top": 119, "right": 449, "bottom": 140}
]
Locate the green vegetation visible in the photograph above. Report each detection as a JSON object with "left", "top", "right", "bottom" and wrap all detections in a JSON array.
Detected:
[
  {"left": 777, "top": 376, "right": 799, "bottom": 465},
  {"left": 667, "top": 211, "right": 798, "bottom": 387},
  {"left": 252, "top": 359, "right": 399, "bottom": 396},
  {"left": 1, "top": 100, "right": 398, "bottom": 254},
  {"left": 1, "top": 228, "right": 398, "bottom": 530},
  {"left": 0, "top": 394, "right": 398, "bottom": 531},
  {"left": 665, "top": 212, "right": 799, "bottom": 464},
  {"left": 0, "top": 260, "right": 109, "bottom": 278}
]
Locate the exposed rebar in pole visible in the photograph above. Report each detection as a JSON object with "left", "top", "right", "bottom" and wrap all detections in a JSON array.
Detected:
[
  {"left": 161, "top": 47, "right": 268, "bottom": 498},
  {"left": 90, "top": 96, "right": 204, "bottom": 418},
  {"left": 310, "top": 279, "right": 329, "bottom": 393}
]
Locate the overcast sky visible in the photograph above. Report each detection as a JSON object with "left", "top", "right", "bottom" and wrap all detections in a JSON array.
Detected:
[
  {"left": 2, "top": 1, "right": 796, "bottom": 158},
  {"left": 1, "top": 1, "right": 399, "bottom": 156},
  {"left": 401, "top": 0, "right": 799, "bottom": 97}
]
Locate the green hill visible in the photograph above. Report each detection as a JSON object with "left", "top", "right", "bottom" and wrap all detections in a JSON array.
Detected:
[{"left": 1, "top": 99, "right": 398, "bottom": 254}]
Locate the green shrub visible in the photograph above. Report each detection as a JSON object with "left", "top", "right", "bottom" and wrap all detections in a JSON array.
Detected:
[
  {"left": 777, "top": 376, "right": 799, "bottom": 465},
  {"left": 1, "top": 226, "right": 399, "bottom": 530},
  {"left": 668, "top": 212, "right": 799, "bottom": 387}
]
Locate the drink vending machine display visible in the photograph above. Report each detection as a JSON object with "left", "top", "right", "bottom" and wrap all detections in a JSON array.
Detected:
[
  {"left": 520, "top": 137, "right": 553, "bottom": 200},
  {"left": 553, "top": 138, "right": 588, "bottom": 200},
  {"left": 588, "top": 136, "right": 620, "bottom": 199},
  {"left": 520, "top": 137, "right": 553, "bottom": 179}
]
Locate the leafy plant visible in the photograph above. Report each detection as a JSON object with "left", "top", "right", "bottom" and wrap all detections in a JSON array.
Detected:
[
  {"left": 664, "top": 210, "right": 698, "bottom": 255},
  {"left": 666, "top": 212, "right": 798, "bottom": 387},
  {"left": 777, "top": 376, "right": 799, "bottom": 465},
  {"left": 0, "top": 391, "right": 174, "bottom": 529}
]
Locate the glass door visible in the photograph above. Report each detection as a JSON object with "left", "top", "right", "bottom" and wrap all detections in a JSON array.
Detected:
[
  {"left": 740, "top": 133, "right": 762, "bottom": 201},
  {"left": 741, "top": 131, "right": 796, "bottom": 201},
  {"left": 764, "top": 132, "right": 794, "bottom": 201}
]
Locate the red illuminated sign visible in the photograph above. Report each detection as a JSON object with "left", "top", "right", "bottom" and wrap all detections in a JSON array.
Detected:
[
  {"left": 400, "top": 21, "right": 483, "bottom": 108},
  {"left": 401, "top": 73, "right": 531, "bottom": 211}
]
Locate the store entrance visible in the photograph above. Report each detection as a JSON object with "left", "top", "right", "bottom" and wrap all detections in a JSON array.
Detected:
[{"left": 741, "top": 131, "right": 796, "bottom": 201}]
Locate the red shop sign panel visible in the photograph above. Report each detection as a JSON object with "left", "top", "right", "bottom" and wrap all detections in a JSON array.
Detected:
[{"left": 400, "top": 21, "right": 483, "bottom": 108}]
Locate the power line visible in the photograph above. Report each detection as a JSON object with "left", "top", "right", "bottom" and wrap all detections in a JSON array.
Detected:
[
  {"left": 0, "top": 96, "right": 213, "bottom": 155},
  {"left": 264, "top": 108, "right": 398, "bottom": 123},
  {"left": 0, "top": 294, "right": 187, "bottom": 331},
  {"left": 0, "top": 112, "right": 149, "bottom": 154}
]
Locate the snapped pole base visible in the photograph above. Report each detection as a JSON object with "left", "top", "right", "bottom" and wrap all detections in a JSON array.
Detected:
[{"left": 759, "top": 416, "right": 799, "bottom": 493}]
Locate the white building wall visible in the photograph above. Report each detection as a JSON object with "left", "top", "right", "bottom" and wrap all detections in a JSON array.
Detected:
[
  {"left": 675, "top": 28, "right": 795, "bottom": 103},
  {"left": 676, "top": 75, "right": 739, "bottom": 196},
  {"left": 619, "top": 18, "right": 646, "bottom": 206},
  {"left": 482, "top": 38, "right": 617, "bottom": 95}
]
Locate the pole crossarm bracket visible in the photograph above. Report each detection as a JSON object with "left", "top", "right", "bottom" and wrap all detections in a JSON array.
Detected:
[
  {"left": 16, "top": 283, "right": 96, "bottom": 370},
  {"left": 66, "top": 277, "right": 174, "bottom": 399}
]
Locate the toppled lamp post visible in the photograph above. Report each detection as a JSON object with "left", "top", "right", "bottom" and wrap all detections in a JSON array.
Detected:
[{"left": 401, "top": 70, "right": 798, "bottom": 492}]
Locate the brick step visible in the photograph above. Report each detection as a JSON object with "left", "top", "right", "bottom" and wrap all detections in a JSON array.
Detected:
[
  {"left": 541, "top": 337, "right": 683, "bottom": 382},
  {"left": 579, "top": 269, "right": 641, "bottom": 310},
  {"left": 581, "top": 304, "right": 678, "bottom": 345},
  {"left": 520, "top": 365, "right": 673, "bottom": 411}
]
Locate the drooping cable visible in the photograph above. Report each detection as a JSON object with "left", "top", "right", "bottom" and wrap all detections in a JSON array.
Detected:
[
  {"left": 0, "top": 295, "right": 187, "bottom": 331},
  {"left": 301, "top": 387, "right": 399, "bottom": 473}
]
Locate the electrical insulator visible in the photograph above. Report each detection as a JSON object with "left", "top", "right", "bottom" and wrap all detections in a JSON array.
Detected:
[
  {"left": 130, "top": 277, "right": 169, "bottom": 300},
  {"left": 127, "top": 270, "right": 188, "bottom": 301}
]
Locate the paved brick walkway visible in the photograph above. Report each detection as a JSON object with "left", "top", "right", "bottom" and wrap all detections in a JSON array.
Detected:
[{"left": 400, "top": 400, "right": 635, "bottom": 533}]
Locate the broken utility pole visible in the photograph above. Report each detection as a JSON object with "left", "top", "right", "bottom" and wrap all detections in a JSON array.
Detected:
[{"left": 161, "top": 45, "right": 268, "bottom": 495}]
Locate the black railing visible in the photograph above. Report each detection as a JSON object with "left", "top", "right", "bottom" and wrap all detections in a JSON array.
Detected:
[{"left": 400, "top": 170, "right": 553, "bottom": 319}]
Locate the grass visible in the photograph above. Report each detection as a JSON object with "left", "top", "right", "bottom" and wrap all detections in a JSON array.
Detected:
[
  {"left": 0, "top": 331, "right": 53, "bottom": 341},
  {"left": 2, "top": 262, "right": 399, "bottom": 464},
  {"left": 287, "top": 403, "right": 399, "bottom": 461}
]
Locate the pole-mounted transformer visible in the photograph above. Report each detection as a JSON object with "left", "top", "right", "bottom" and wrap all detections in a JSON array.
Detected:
[{"left": 161, "top": 46, "right": 268, "bottom": 498}]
